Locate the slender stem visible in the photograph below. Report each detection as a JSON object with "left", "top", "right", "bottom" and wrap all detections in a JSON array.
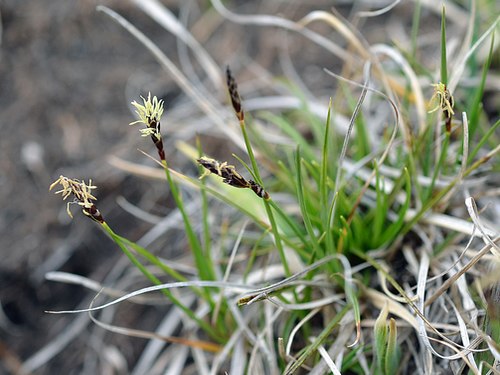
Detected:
[
  {"left": 239, "top": 119, "right": 290, "bottom": 276},
  {"left": 162, "top": 159, "right": 216, "bottom": 285},
  {"left": 100, "top": 222, "right": 223, "bottom": 342}
]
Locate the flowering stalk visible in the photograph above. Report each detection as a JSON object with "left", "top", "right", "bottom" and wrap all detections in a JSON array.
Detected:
[
  {"left": 129, "top": 93, "right": 217, "bottom": 284},
  {"left": 49, "top": 175, "right": 221, "bottom": 340},
  {"left": 225, "top": 67, "right": 291, "bottom": 277},
  {"left": 130, "top": 93, "right": 166, "bottom": 161}
]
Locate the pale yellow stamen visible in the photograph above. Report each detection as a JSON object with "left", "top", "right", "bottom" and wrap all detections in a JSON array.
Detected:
[{"left": 428, "top": 82, "right": 454, "bottom": 116}]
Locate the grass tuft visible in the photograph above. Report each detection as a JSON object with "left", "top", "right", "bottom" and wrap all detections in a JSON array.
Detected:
[{"left": 45, "top": 2, "right": 500, "bottom": 374}]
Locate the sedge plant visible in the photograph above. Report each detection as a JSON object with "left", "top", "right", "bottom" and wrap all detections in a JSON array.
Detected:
[{"left": 48, "top": 2, "right": 500, "bottom": 374}]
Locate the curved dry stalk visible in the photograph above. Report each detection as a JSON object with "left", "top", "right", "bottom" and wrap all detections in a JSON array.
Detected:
[
  {"left": 370, "top": 44, "right": 426, "bottom": 136},
  {"left": 356, "top": 0, "right": 402, "bottom": 18},
  {"left": 88, "top": 303, "right": 222, "bottom": 353},
  {"left": 448, "top": 15, "right": 500, "bottom": 91},
  {"left": 425, "top": 235, "right": 500, "bottom": 308},
  {"left": 297, "top": 11, "right": 368, "bottom": 59},
  {"left": 237, "top": 254, "right": 338, "bottom": 305},
  {"left": 46, "top": 280, "right": 255, "bottom": 315},
  {"left": 466, "top": 197, "right": 500, "bottom": 256},
  {"left": 210, "top": 0, "right": 353, "bottom": 62},
  {"left": 96, "top": 5, "right": 246, "bottom": 151},
  {"left": 130, "top": 0, "right": 223, "bottom": 88},
  {"left": 45, "top": 272, "right": 166, "bottom": 304}
]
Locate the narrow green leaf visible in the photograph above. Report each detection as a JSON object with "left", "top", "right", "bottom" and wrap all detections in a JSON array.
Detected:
[
  {"left": 371, "top": 165, "right": 387, "bottom": 246},
  {"left": 410, "top": 0, "right": 422, "bottom": 57},
  {"left": 380, "top": 168, "right": 411, "bottom": 245},
  {"left": 423, "top": 132, "right": 450, "bottom": 203},
  {"left": 384, "top": 318, "right": 400, "bottom": 374},
  {"left": 374, "top": 303, "right": 389, "bottom": 372},
  {"left": 321, "top": 100, "right": 334, "bottom": 252},
  {"left": 101, "top": 223, "right": 224, "bottom": 342},
  {"left": 162, "top": 160, "right": 216, "bottom": 284},
  {"left": 295, "top": 147, "right": 323, "bottom": 262},
  {"left": 468, "top": 119, "right": 500, "bottom": 163},
  {"left": 440, "top": 6, "right": 448, "bottom": 84},
  {"left": 468, "top": 33, "right": 496, "bottom": 143}
]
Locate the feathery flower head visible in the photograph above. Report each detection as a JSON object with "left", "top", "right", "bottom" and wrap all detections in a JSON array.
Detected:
[
  {"left": 49, "top": 175, "right": 104, "bottom": 222},
  {"left": 130, "top": 92, "right": 164, "bottom": 137},
  {"left": 428, "top": 82, "right": 454, "bottom": 117}
]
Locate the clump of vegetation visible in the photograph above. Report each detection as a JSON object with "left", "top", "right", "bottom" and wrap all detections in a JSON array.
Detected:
[{"left": 45, "top": 2, "right": 499, "bottom": 374}]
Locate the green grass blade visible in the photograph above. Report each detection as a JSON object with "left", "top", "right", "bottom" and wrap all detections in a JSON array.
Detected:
[
  {"left": 267, "top": 199, "right": 308, "bottom": 248},
  {"left": 197, "top": 139, "right": 212, "bottom": 260},
  {"left": 101, "top": 222, "right": 223, "bottom": 342},
  {"left": 295, "top": 147, "right": 323, "bottom": 263},
  {"left": 384, "top": 318, "right": 400, "bottom": 374},
  {"left": 411, "top": 0, "right": 422, "bottom": 57},
  {"left": 380, "top": 168, "right": 411, "bottom": 245},
  {"left": 371, "top": 165, "right": 387, "bottom": 246},
  {"left": 468, "top": 119, "right": 500, "bottom": 163},
  {"left": 321, "top": 100, "right": 334, "bottom": 252},
  {"left": 440, "top": 5, "right": 448, "bottom": 84},
  {"left": 116, "top": 236, "right": 186, "bottom": 282},
  {"left": 237, "top": 114, "right": 290, "bottom": 276},
  {"left": 424, "top": 132, "right": 450, "bottom": 203},
  {"left": 467, "top": 33, "right": 495, "bottom": 142},
  {"left": 259, "top": 111, "right": 316, "bottom": 162},
  {"left": 162, "top": 160, "right": 216, "bottom": 284},
  {"left": 232, "top": 153, "right": 259, "bottom": 182},
  {"left": 374, "top": 304, "right": 388, "bottom": 372}
]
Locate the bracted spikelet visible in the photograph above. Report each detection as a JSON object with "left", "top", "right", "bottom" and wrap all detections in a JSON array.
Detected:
[{"left": 197, "top": 157, "right": 269, "bottom": 199}]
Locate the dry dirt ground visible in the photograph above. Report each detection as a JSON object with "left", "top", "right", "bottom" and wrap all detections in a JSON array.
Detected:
[
  {"left": 0, "top": 1, "right": 185, "bottom": 373},
  {"left": 2, "top": 1, "right": 495, "bottom": 374}
]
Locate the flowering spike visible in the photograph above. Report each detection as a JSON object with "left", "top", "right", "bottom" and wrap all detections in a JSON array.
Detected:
[
  {"left": 429, "top": 82, "right": 454, "bottom": 132},
  {"left": 197, "top": 157, "right": 269, "bottom": 199},
  {"left": 50, "top": 175, "right": 104, "bottom": 223},
  {"left": 428, "top": 82, "right": 454, "bottom": 116},
  {"left": 226, "top": 66, "right": 244, "bottom": 122},
  {"left": 130, "top": 92, "right": 164, "bottom": 129}
]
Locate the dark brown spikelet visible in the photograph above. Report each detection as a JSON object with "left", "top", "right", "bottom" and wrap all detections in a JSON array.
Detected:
[
  {"left": 148, "top": 120, "right": 166, "bottom": 161},
  {"left": 249, "top": 181, "right": 270, "bottom": 200},
  {"left": 442, "top": 84, "right": 453, "bottom": 133},
  {"left": 226, "top": 66, "right": 244, "bottom": 122},
  {"left": 197, "top": 157, "right": 269, "bottom": 199},
  {"left": 197, "top": 157, "right": 249, "bottom": 188},
  {"left": 83, "top": 205, "right": 104, "bottom": 224}
]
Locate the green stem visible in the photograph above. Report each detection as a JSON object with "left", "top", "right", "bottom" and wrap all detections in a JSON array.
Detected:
[
  {"left": 100, "top": 222, "right": 223, "bottom": 342},
  {"left": 239, "top": 120, "right": 290, "bottom": 276},
  {"left": 161, "top": 159, "right": 216, "bottom": 286}
]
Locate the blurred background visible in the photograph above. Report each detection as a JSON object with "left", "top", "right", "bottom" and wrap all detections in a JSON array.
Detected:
[{"left": 0, "top": 0, "right": 497, "bottom": 374}]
